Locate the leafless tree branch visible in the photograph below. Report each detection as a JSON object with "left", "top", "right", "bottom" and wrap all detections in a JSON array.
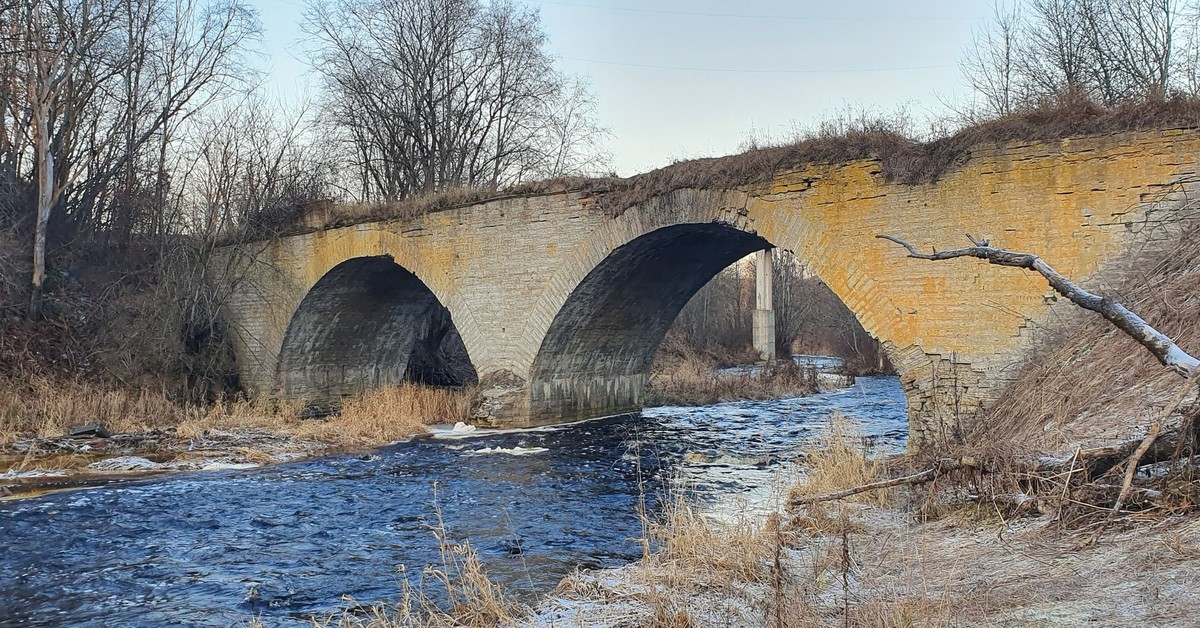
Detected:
[{"left": 876, "top": 233, "right": 1199, "bottom": 378}]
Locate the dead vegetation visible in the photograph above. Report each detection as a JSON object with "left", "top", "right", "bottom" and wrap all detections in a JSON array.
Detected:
[
  {"left": 644, "top": 332, "right": 822, "bottom": 407},
  {"left": 643, "top": 490, "right": 777, "bottom": 587},
  {"left": 0, "top": 382, "right": 474, "bottom": 491},
  {"left": 786, "top": 413, "right": 890, "bottom": 537},
  {"left": 539, "top": 411, "right": 1200, "bottom": 627},
  {"left": 595, "top": 94, "right": 1200, "bottom": 215},
  {"left": 240, "top": 95, "right": 1200, "bottom": 237},
  {"left": 978, "top": 220, "right": 1200, "bottom": 453},
  {"left": 0, "top": 381, "right": 471, "bottom": 450}
]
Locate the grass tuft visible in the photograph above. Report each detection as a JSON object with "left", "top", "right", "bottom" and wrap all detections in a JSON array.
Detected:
[
  {"left": 644, "top": 490, "right": 775, "bottom": 586},
  {"left": 789, "top": 411, "right": 888, "bottom": 508}
]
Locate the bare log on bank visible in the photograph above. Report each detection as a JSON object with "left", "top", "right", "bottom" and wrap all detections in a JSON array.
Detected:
[
  {"left": 789, "top": 468, "right": 939, "bottom": 507},
  {"left": 786, "top": 426, "right": 1200, "bottom": 509}
]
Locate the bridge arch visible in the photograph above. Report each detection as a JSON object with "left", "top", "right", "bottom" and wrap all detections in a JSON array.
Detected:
[
  {"left": 276, "top": 255, "right": 477, "bottom": 409},
  {"left": 528, "top": 221, "right": 772, "bottom": 421}
]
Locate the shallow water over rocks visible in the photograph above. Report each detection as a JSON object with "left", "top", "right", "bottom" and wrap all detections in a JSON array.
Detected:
[{"left": 0, "top": 376, "right": 905, "bottom": 627}]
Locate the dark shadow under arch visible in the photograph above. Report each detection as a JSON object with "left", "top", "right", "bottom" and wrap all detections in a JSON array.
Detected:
[
  {"left": 277, "top": 256, "right": 476, "bottom": 408},
  {"left": 528, "top": 223, "right": 770, "bottom": 421}
]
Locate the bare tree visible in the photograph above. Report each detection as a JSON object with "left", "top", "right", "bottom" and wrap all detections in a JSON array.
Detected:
[
  {"left": 303, "top": 0, "right": 606, "bottom": 201},
  {"left": 178, "top": 95, "right": 333, "bottom": 238},
  {"left": 961, "top": 1, "right": 1026, "bottom": 118},
  {"left": 1022, "top": 0, "right": 1094, "bottom": 96},
  {"left": 5, "top": 0, "right": 122, "bottom": 317},
  {"left": 963, "top": 0, "right": 1195, "bottom": 112},
  {"left": 0, "top": 0, "right": 257, "bottom": 316},
  {"left": 72, "top": 0, "right": 259, "bottom": 239},
  {"left": 535, "top": 75, "right": 610, "bottom": 179}
]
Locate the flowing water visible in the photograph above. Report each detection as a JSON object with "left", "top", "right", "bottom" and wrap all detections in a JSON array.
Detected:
[{"left": 0, "top": 376, "right": 906, "bottom": 627}]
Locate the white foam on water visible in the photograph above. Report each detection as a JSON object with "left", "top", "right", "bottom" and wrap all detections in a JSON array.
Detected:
[{"left": 466, "top": 446, "right": 549, "bottom": 456}]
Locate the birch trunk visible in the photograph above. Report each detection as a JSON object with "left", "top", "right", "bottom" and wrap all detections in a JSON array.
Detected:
[{"left": 29, "top": 100, "right": 53, "bottom": 319}]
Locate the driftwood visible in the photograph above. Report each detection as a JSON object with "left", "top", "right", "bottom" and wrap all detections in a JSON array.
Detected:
[
  {"left": 876, "top": 234, "right": 1200, "bottom": 378},
  {"left": 789, "top": 236, "right": 1200, "bottom": 524},
  {"left": 788, "top": 427, "right": 1199, "bottom": 509},
  {"left": 789, "top": 468, "right": 938, "bottom": 506}
]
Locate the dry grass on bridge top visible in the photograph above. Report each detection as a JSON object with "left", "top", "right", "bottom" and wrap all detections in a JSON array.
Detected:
[{"left": 254, "top": 95, "right": 1200, "bottom": 239}]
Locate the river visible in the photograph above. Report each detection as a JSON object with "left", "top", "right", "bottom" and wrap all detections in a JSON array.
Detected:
[{"left": 0, "top": 376, "right": 906, "bottom": 627}]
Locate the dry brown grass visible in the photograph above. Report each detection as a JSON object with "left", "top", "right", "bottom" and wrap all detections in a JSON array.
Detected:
[
  {"left": 846, "top": 594, "right": 955, "bottom": 627},
  {"left": 789, "top": 412, "right": 888, "bottom": 508},
  {"left": 644, "top": 491, "right": 776, "bottom": 587},
  {"left": 298, "top": 384, "right": 473, "bottom": 447},
  {"left": 646, "top": 347, "right": 817, "bottom": 407},
  {"left": 0, "top": 376, "right": 192, "bottom": 444},
  {"left": 0, "top": 379, "right": 473, "bottom": 451}
]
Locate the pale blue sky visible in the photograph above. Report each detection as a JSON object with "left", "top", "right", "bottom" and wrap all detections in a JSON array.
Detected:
[{"left": 249, "top": 0, "right": 994, "bottom": 176}]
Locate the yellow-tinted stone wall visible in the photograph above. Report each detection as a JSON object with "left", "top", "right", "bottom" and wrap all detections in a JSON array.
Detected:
[{"left": 219, "top": 129, "right": 1200, "bottom": 444}]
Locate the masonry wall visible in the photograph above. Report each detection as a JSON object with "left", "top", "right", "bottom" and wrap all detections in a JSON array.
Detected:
[
  {"left": 749, "top": 130, "right": 1200, "bottom": 443},
  {"left": 219, "top": 129, "right": 1200, "bottom": 444}
]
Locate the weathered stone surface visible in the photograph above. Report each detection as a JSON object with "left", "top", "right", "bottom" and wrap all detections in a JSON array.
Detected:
[{"left": 216, "top": 129, "right": 1200, "bottom": 445}]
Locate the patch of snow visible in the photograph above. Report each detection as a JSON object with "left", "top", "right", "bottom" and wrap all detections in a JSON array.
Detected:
[
  {"left": 466, "top": 446, "right": 549, "bottom": 456},
  {"left": 86, "top": 456, "right": 161, "bottom": 471},
  {"left": 0, "top": 468, "right": 70, "bottom": 479}
]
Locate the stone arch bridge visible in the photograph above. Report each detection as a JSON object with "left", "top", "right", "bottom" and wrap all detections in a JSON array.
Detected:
[{"left": 218, "top": 129, "right": 1200, "bottom": 445}]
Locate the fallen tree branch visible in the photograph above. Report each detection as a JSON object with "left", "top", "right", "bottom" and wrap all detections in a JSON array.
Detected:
[
  {"left": 788, "top": 468, "right": 937, "bottom": 506},
  {"left": 876, "top": 234, "right": 1200, "bottom": 378},
  {"left": 787, "top": 430, "right": 1199, "bottom": 510},
  {"left": 1110, "top": 369, "right": 1200, "bottom": 515},
  {"left": 789, "top": 459, "right": 979, "bottom": 507}
]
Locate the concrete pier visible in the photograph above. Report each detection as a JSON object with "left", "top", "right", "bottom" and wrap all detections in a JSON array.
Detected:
[{"left": 753, "top": 249, "right": 776, "bottom": 361}]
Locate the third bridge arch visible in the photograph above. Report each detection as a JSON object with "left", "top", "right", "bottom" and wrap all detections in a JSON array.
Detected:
[{"left": 220, "top": 129, "right": 1200, "bottom": 445}]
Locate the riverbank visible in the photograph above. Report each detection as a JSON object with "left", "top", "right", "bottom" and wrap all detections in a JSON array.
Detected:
[
  {"left": 315, "top": 409, "right": 1200, "bottom": 628},
  {"left": 529, "top": 502, "right": 1200, "bottom": 627},
  {"left": 1, "top": 354, "right": 856, "bottom": 500},
  {"left": 526, "top": 416, "right": 1200, "bottom": 627},
  {"left": 0, "top": 383, "right": 473, "bottom": 499}
]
